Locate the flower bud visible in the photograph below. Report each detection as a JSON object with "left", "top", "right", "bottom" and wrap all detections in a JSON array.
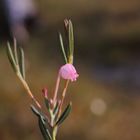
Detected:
[
  {"left": 42, "top": 88, "right": 48, "bottom": 98},
  {"left": 59, "top": 64, "right": 79, "bottom": 82}
]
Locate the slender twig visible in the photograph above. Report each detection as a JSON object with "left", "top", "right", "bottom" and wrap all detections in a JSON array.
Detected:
[
  {"left": 58, "top": 80, "right": 69, "bottom": 117},
  {"left": 52, "top": 74, "right": 61, "bottom": 108},
  {"left": 17, "top": 72, "right": 42, "bottom": 109}
]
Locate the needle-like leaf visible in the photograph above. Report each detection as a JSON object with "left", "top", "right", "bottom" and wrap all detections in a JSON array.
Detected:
[
  {"left": 38, "top": 116, "right": 52, "bottom": 140},
  {"left": 19, "top": 47, "right": 25, "bottom": 79},
  {"left": 30, "top": 105, "right": 41, "bottom": 117},
  {"left": 44, "top": 98, "right": 50, "bottom": 111},
  {"left": 7, "top": 42, "right": 18, "bottom": 73},
  {"left": 55, "top": 102, "right": 72, "bottom": 126},
  {"left": 13, "top": 38, "right": 19, "bottom": 65},
  {"left": 31, "top": 105, "right": 52, "bottom": 140},
  {"left": 68, "top": 20, "right": 74, "bottom": 58},
  {"left": 59, "top": 33, "right": 68, "bottom": 63}
]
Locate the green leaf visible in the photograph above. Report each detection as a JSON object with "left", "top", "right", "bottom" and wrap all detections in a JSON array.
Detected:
[
  {"left": 59, "top": 33, "right": 68, "bottom": 63},
  {"left": 40, "top": 115, "right": 46, "bottom": 125},
  {"left": 7, "top": 42, "right": 18, "bottom": 73},
  {"left": 31, "top": 105, "right": 50, "bottom": 127},
  {"left": 55, "top": 102, "right": 72, "bottom": 126},
  {"left": 13, "top": 38, "right": 19, "bottom": 65},
  {"left": 53, "top": 101, "right": 60, "bottom": 122},
  {"left": 44, "top": 98, "right": 50, "bottom": 111},
  {"left": 31, "top": 105, "right": 52, "bottom": 140},
  {"left": 38, "top": 116, "right": 52, "bottom": 140},
  {"left": 53, "top": 101, "right": 59, "bottom": 116},
  {"left": 19, "top": 47, "right": 25, "bottom": 79},
  {"left": 68, "top": 20, "right": 74, "bottom": 61},
  {"left": 30, "top": 105, "right": 41, "bottom": 116}
]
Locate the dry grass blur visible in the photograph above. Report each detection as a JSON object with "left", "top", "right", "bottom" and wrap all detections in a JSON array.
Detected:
[{"left": 0, "top": 0, "right": 140, "bottom": 140}]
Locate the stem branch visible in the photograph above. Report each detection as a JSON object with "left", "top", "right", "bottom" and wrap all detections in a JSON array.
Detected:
[
  {"left": 17, "top": 72, "right": 41, "bottom": 109},
  {"left": 53, "top": 74, "right": 61, "bottom": 108},
  {"left": 58, "top": 80, "right": 69, "bottom": 116}
]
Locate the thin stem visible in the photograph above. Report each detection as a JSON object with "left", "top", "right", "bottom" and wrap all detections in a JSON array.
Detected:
[
  {"left": 50, "top": 110, "right": 54, "bottom": 126},
  {"left": 53, "top": 73, "right": 61, "bottom": 108},
  {"left": 52, "top": 132, "right": 56, "bottom": 140},
  {"left": 17, "top": 72, "right": 41, "bottom": 109},
  {"left": 52, "top": 127, "right": 57, "bottom": 140},
  {"left": 58, "top": 80, "right": 69, "bottom": 116}
]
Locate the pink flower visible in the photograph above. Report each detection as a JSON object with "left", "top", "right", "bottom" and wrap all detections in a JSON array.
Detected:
[{"left": 59, "top": 64, "right": 79, "bottom": 81}]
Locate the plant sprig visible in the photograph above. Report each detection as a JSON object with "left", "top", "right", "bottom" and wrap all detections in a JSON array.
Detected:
[{"left": 6, "top": 19, "right": 78, "bottom": 140}]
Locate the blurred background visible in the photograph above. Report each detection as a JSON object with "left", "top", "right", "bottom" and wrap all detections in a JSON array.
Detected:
[{"left": 0, "top": 0, "right": 140, "bottom": 140}]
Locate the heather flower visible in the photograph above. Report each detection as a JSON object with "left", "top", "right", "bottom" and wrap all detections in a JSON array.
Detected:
[{"left": 59, "top": 63, "right": 79, "bottom": 81}]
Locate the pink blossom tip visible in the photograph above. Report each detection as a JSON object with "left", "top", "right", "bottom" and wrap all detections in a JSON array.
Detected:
[
  {"left": 59, "top": 64, "right": 79, "bottom": 82},
  {"left": 42, "top": 88, "right": 48, "bottom": 98}
]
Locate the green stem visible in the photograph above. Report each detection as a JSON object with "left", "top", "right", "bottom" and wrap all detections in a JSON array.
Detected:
[
  {"left": 52, "top": 127, "right": 57, "bottom": 140},
  {"left": 52, "top": 134, "right": 56, "bottom": 140}
]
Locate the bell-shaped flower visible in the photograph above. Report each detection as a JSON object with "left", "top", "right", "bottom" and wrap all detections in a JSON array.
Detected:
[{"left": 59, "top": 64, "right": 79, "bottom": 81}]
